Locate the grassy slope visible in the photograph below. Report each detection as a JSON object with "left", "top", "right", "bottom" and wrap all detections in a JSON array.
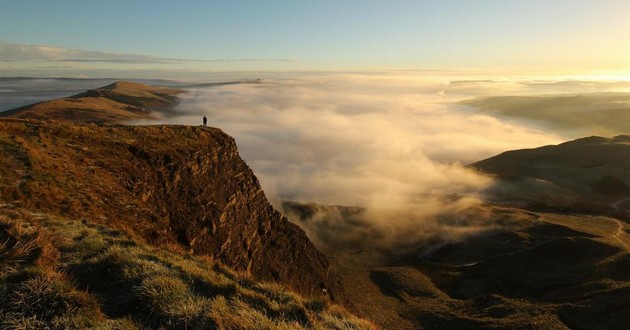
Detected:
[
  {"left": 0, "top": 204, "right": 376, "bottom": 330},
  {"left": 0, "top": 82, "right": 373, "bottom": 328}
]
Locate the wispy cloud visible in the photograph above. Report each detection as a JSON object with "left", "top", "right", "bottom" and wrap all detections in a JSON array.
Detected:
[{"left": 0, "top": 41, "right": 294, "bottom": 64}]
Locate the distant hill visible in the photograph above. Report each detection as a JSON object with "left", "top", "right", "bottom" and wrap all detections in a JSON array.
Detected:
[
  {"left": 473, "top": 135, "right": 630, "bottom": 215},
  {"left": 283, "top": 135, "right": 630, "bottom": 328},
  {"left": 461, "top": 92, "right": 630, "bottom": 136},
  {"left": 0, "top": 81, "right": 182, "bottom": 123}
]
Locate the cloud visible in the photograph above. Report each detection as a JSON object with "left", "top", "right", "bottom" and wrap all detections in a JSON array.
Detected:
[
  {"left": 0, "top": 41, "right": 159, "bottom": 63},
  {"left": 132, "top": 73, "right": 563, "bottom": 255},
  {"left": 0, "top": 41, "right": 294, "bottom": 64}
]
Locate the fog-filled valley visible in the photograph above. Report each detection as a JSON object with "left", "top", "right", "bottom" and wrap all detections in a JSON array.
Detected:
[
  {"left": 6, "top": 73, "right": 630, "bottom": 254},
  {"left": 129, "top": 72, "right": 630, "bottom": 254}
]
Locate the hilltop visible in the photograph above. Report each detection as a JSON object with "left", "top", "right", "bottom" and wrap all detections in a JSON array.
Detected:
[
  {"left": 0, "top": 81, "right": 182, "bottom": 123},
  {"left": 473, "top": 135, "right": 630, "bottom": 216}
]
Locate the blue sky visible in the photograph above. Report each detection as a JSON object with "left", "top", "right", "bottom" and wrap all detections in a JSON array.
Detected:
[{"left": 1, "top": 0, "right": 630, "bottom": 77}]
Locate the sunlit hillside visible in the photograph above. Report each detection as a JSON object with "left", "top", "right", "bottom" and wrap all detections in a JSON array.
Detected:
[{"left": 0, "top": 205, "right": 376, "bottom": 329}]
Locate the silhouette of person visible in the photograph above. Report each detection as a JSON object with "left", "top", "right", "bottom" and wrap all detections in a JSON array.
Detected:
[{"left": 202, "top": 115, "right": 207, "bottom": 127}]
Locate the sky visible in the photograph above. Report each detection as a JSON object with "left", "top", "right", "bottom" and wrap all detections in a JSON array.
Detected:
[{"left": 2, "top": 0, "right": 630, "bottom": 78}]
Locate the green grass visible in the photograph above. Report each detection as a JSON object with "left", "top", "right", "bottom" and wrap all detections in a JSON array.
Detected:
[{"left": 0, "top": 205, "right": 378, "bottom": 330}]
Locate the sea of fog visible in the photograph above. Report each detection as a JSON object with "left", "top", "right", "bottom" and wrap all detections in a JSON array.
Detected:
[
  {"left": 5, "top": 73, "right": 630, "bottom": 251},
  {"left": 137, "top": 72, "right": 630, "bottom": 251},
  {"left": 144, "top": 72, "right": 630, "bottom": 207}
]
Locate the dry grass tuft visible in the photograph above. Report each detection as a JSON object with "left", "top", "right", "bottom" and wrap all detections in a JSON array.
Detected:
[{"left": 0, "top": 216, "right": 41, "bottom": 273}]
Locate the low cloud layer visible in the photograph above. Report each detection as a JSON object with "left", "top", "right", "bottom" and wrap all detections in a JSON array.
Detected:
[
  {"left": 134, "top": 73, "right": 566, "bottom": 253},
  {"left": 168, "top": 74, "right": 560, "bottom": 203}
]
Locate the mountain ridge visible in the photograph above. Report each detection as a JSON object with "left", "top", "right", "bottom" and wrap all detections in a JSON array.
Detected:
[
  {"left": 0, "top": 80, "right": 182, "bottom": 123},
  {"left": 473, "top": 134, "right": 630, "bottom": 215}
]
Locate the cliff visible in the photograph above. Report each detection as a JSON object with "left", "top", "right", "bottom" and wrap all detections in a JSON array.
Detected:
[{"left": 0, "top": 118, "right": 340, "bottom": 298}]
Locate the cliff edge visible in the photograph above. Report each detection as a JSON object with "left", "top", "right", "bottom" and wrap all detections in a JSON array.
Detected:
[{"left": 0, "top": 119, "right": 340, "bottom": 299}]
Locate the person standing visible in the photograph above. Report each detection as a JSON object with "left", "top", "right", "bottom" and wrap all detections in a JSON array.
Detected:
[{"left": 202, "top": 115, "right": 207, "bottom": 126}]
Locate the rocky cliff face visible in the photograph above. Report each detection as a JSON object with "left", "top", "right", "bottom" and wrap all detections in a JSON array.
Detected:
[{"left": 0, "top": 119, "right": 340, "bottom": 298}]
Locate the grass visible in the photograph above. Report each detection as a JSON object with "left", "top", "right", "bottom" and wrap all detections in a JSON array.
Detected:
[{"left": 0, "top": 205, "right": 378, "bottom": 330}]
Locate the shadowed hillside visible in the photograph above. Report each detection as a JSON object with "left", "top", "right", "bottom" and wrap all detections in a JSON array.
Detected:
[
  {"left": 283, "top": 134, "right": 630, "bottom": 329},
  {"left": 0, "top": 81, "right": 182, "bottom": 123},
  {"left": 284, "top": 201, "right": 630, "bottom": 329},
  {"left": 473, "top": 135, "right": 630, "bottom": 216}
]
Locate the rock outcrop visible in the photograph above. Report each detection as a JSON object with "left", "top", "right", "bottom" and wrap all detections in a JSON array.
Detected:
[{"left": 0, "top": 119, "right": 340, "bottom": 298}]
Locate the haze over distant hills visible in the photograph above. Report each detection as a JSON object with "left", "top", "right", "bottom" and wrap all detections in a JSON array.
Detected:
[
  {"left": 462, "top": 92, "right": 630, "bottom": 136},
  {"left": 474, "top": 135, "right": 630, "bottom": 212}
]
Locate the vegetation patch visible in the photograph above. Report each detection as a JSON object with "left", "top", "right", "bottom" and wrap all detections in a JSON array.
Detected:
[{"left": 0, "top": 205, "right": 377, "bottom": 329}]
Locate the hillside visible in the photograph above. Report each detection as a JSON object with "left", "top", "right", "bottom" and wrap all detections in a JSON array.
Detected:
[
  {"left": 284, "top": 201, "right": 630, "bottom": 329},
  {"left": 473, "top": 135, "right": 630, "bottom": 215},
  {"left": 0, "top": 205, "right": 375, "bottom": 329},
  {"left": 0, "top": 81, "right": 182, "bottom": 123},
  {"left": 0, "top": 119, "right": 341, "bottom": 300}
]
